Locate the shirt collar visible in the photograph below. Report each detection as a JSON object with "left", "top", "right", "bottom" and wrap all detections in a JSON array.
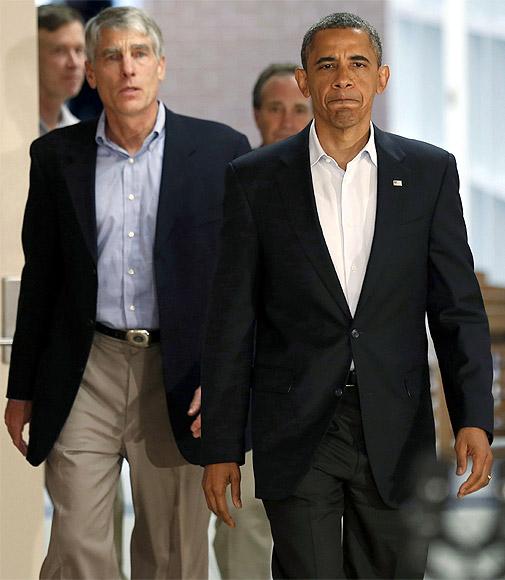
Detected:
[
  {"left": 39, "top": 104, "right": 78, "bottom": 135},
  {"left": 60, "top": 104, "right": 78, "bottom": 126},
  {"left": 309, "top": 120, "right": 377, "bottom": 169},
  {"left": 95, "top": 101, "right": 165, "bottom": 153}
]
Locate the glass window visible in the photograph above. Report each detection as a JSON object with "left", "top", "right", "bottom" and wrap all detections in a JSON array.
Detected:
[
  {"left": 389, "top": 18, "right": 443, "bottom": 146},
  {"left": 390, "top": 0, "right": 505, "bottom": 285}
]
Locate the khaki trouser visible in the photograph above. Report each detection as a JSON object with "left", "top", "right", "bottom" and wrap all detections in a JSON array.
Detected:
[{"left": 41, "top": 332, "right": 209, "bottom": 579}]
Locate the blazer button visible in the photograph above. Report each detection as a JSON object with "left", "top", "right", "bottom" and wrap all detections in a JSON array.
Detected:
[
  {"left": 88, "top": 319, "right": 95, "bottom": 327},
  {"left": 334, "top": 387, "right": 343, "bottom": 397},
  {"left": 351, "top": 329, "right": 360, "bottom": 339}
]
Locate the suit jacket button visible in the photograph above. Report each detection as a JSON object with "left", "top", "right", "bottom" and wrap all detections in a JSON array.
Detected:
[
  {"left": 88, "top": 319, "right": 95, "bottom": 327},
  {"left": 351, "top": 329, "right": 360, "bottom": 339},
  {"left": 334, "top": 387, "right": 343, "bottom": 397}
]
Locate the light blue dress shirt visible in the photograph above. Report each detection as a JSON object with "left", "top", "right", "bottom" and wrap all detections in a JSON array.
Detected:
[{"left": 95, "top": 103, "right": 165, "bottom": 330}]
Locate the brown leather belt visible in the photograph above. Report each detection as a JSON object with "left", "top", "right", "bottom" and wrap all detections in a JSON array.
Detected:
[{"left": 95, "top": 321, "right": 160, "bottom": 348}]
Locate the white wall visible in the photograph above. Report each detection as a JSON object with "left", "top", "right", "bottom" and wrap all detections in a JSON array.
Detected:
[{"left": 0, "top": 0, "right": 45, "bottom": 577}]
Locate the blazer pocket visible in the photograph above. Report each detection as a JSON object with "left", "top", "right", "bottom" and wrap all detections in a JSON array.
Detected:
[
  {"left": 253, "top": 366, "right": 294, "bottom": 393},
  {"left": 404, "top": 366, "right": 429, "bottom": 398}
]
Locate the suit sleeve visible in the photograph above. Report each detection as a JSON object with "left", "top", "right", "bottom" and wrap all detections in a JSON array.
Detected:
[
  {"left": 6, "top": 142, "right": 61, "bottom": 400},
  {"left": 427, "top": 153, "right": 494, "bottom": 440},
  {"left": 201, "top": 162, "right": 258, "bottom": 465},
  {"left": 233, "top": 133, "right": 252, "bottom": 160}
]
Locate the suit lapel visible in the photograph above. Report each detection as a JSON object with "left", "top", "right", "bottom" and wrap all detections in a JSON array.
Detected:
[
  {"left": 62, "top": 121, "right": 99, "bottom": 263},
  {"left": 277, "top": 129, "right": 351, "bottom": 320},
  {"left": 355, "top": 126, "right": 411, "bottom": 315},
  {"left": 154, "top": 108, "right": 197, "bottom": 252}
]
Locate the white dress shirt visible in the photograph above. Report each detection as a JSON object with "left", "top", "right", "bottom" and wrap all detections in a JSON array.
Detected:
[
  {"left": 39, "top": 103, "right": 79, "bottom": 136},
  {"left": 309, "top": 121, "right": 377, "bottom": 318}
]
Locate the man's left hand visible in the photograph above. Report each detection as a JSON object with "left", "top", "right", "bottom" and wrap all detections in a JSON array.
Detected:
[
  {"left": 455, "top": 427, "right": 493, "bottom": 498},
  {"left": 188, "top": 386, "right": 201, "bottom": 438}
]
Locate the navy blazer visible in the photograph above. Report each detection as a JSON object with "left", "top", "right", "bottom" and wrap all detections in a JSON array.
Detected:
[
  {"left": 7, "top": 107, "right": 250, "bottom": 466},
  {"left": 201, "top": 125, "right": 494, "bottom": 507}
]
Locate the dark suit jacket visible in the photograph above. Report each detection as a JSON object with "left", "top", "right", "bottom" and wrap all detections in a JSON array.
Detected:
[
  {"left": 201, "top": 125, "right": 494, "bottom": 507},
  {"left": 7, "top": 107, "right": 250, "bottom": 467}
]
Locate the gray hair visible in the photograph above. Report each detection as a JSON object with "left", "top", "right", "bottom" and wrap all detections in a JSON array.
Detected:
[
  {"left": 38, "top": 4, "right": 84, "bottom": 32},
  {"left": 85, "top": 6, "right": 163, "bottom": 62},
  {"left": 301, "top": 12, "right": 382, "bottom": 69},
  {"left": 253, "top": 63, "right": 299, "bottom": 109}
]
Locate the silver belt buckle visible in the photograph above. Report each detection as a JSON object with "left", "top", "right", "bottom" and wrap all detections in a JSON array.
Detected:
[{"left": 126, "top": 329, "right": 150, "bottom": 348}]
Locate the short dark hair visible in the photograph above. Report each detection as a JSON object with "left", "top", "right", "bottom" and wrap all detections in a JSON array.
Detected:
[
  {"left": 38, "top": 4, "right": 84, "bottom": 32},
  {"left": 301, "top": 12, "right": 382, "bottom": 69},
  {"left": 253, "top": 63, "right": 299, "bottom": 110}
]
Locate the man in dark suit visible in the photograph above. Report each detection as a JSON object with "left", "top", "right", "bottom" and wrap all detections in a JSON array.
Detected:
[
  {"left": 4, "top": 6, "right": 249, "bottom": 578},
  {"left": 201, "top": 12, "right": 494, "bottom": 579}
]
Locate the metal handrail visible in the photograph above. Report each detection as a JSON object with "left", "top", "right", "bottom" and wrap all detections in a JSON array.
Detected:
[{"left": 0, "top": 338, "right": 13, "bottom": 346}]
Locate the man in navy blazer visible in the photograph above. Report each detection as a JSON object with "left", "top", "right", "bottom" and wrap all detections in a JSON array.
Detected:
[
  {"left": 4, "top": 6, "right": 249, "bottom": 579},
  {"left": 202, "top": 12, "right": 494, "bottom": 579}
]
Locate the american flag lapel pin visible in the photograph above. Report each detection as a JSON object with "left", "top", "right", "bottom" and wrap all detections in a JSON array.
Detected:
[{"left": 393, "top": 179, "right": 403, "bottom": 187}]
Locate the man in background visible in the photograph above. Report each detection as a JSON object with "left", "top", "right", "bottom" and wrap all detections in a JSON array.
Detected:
[
  {"left": 212, "top": 62, "right": 312, "bottom": 580},
  {"left": 37, "top": 4, "right": 85, "bottom": 134},
  {"left": 253, "top": 63, "right": 312, "bottom": 147}
]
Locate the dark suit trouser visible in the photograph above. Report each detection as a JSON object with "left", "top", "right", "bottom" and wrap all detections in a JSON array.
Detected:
[{"left": 263, "top": 387, "right": 427, "bottom": 579}]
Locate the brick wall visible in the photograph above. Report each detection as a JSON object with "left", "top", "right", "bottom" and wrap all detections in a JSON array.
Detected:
[{"left": 144, "top": 0, "right": 388, "bottom": 147}]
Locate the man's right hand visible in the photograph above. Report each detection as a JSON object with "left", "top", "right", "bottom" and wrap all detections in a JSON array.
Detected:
[
  {"left": 202, "top": 462, "right": 242, "bottom": 528},
  {"left": 4, "top": 399, "right": 32, "bottom": 456}
]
